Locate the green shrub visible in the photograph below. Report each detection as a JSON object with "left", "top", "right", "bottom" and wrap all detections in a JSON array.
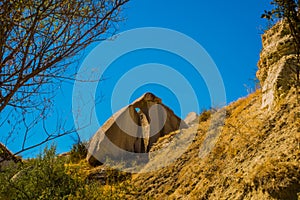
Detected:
[
  {"left": 0, "top": 145, "right": 137, "bottom": 199},
  {"left": 69, "top": 141, "right": 88, "bottom": 163},
  {"left": 67, "top": 180, "right": 136, "bottom": 200},
  {"left": 0, "top": 145, "right": 81, "bottom": 199}
]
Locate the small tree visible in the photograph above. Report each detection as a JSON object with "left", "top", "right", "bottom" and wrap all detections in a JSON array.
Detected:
[{"left": 0, "top": 0, "right": 129, "bottom": 154}]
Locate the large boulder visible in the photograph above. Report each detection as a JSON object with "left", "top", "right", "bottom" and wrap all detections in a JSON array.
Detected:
[{"left": 87, "top": 92, "right": 188, "bottom": 166}]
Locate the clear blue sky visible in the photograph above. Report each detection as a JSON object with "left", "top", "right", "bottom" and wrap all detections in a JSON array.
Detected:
[
  {"left": 1, "top": 0, "right": 273, "bottom": 157},
  {"left": 122, "top": 0, "right": 271, "bottom": 103}
]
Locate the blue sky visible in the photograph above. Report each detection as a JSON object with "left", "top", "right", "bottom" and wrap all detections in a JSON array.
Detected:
[
  {"left": 87, "top": 0, "right": 272, "bottom": 130},
  {"left": 122, "top": 0, "right": 271, "bottom": 100},
  {"left": 92, "top": 0, "right": 272, "bottom": 118},
  {"left": 2, "top": 0, "right": 273, "bottom": 157}
]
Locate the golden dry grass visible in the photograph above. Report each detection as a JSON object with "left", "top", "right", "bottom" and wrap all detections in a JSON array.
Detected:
[{"left": 132, "top": 90, "right": 300, "bottom": 199}]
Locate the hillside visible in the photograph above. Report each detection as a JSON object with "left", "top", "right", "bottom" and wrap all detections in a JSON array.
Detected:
[
  {"left": 130, "top": 21, "right": 300, "bottom": 200},
  {"left": 132, "top": 89, "right": 299, "bottom": 199},
  {"left": 1, "top": 21, "right": 299, "bottom": 200},
  {"left": 128, "top": 21, "right": 300, "bottom": 200}
]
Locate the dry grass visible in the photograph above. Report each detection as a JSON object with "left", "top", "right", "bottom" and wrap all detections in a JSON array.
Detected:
[
  {"left": 131, "top": 89, "right": 300, "bottom": 199},
  {"left": 68, "top": 89, "right": 300, "bottom": 199}
]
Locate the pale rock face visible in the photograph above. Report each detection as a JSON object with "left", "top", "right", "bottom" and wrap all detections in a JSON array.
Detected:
[
  {"left": 87, "top": 93, "right": 188, "bottom": 166},
  {"left": 184, "top": 112, "right": 198, "bottom": 126},
  {"left": 257, "top": 21, "right": 297, "bottom": 110}
]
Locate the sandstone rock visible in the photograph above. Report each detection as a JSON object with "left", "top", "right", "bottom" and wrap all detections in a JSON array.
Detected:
[
  {"left": 87, "top": 92, "right": 188, "bottom": 166},
  {"left": 257, "top": 21, "right": 298, "bottom": 110},
  {"left": 184, "top": 112, "right": 198, "bottom": 126}
]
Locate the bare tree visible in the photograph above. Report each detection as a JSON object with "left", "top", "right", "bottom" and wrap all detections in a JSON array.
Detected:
[{"left": 0, "top": 0, "right": 129, "bottom": 155}]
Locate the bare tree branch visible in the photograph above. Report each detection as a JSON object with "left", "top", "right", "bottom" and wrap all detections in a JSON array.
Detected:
[{"left": 0, "top": 0, "right": 129, "bottom": 155}]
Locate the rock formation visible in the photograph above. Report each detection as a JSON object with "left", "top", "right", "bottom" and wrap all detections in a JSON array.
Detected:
[
  {"left": 87, "top": 92, "right": 188, "bottom": 166},
  {"left": 131, "top": 22, "right": 300, "bottom": 199},
  {"left": 0, "top": 143, "right": 21, "bottom": 171},
  {"left": 257, "top": 21, "right": 298, "bottom": 110},
  {"left": 184, "top": 112, "right": 198, "bottom": 126}
]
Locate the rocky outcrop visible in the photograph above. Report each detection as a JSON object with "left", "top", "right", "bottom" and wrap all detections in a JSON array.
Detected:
[
  {"left": 184, "top": 112, "right": 198, "bottom": 126},
  {"left": 0, "top": 143, "right": 21, "bottom": 171},
  {"left": 130, "top": 22, "right": 300, "bottom": 199},
  {"left": 257, "top": 21, "right": 298, "bottom": 110},
  {"left": 87, "top": 93, "right": 188, "bottom": 166}
]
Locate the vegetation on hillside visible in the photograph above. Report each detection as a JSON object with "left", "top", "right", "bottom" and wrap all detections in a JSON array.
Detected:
[
  {"left": 1, "top": 88, "right": 298, "bottom": 199},
  {"left": 132, "top": 90, "right": 300, "bottom": 199},
  {"left": 1, "top": 1, "right": 299, "bottom": 200},
  {"left": 0, "top": 145, "right": 136, "bottom": 200}
]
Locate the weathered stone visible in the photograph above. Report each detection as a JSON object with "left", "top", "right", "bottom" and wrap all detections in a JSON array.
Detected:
[
  {"left": 257, "top": 21, "right": 298, "bottom": 110},
  {"left": 184, "top": 112, "right": 198, "bottom": 126},
  {"left": 87, "top": 92, "right": 188, "bottom": 166}
]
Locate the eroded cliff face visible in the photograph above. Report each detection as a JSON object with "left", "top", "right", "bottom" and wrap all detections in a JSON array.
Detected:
[{"left": 257, "top": 21, "right": 298, "bottom": 110}]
